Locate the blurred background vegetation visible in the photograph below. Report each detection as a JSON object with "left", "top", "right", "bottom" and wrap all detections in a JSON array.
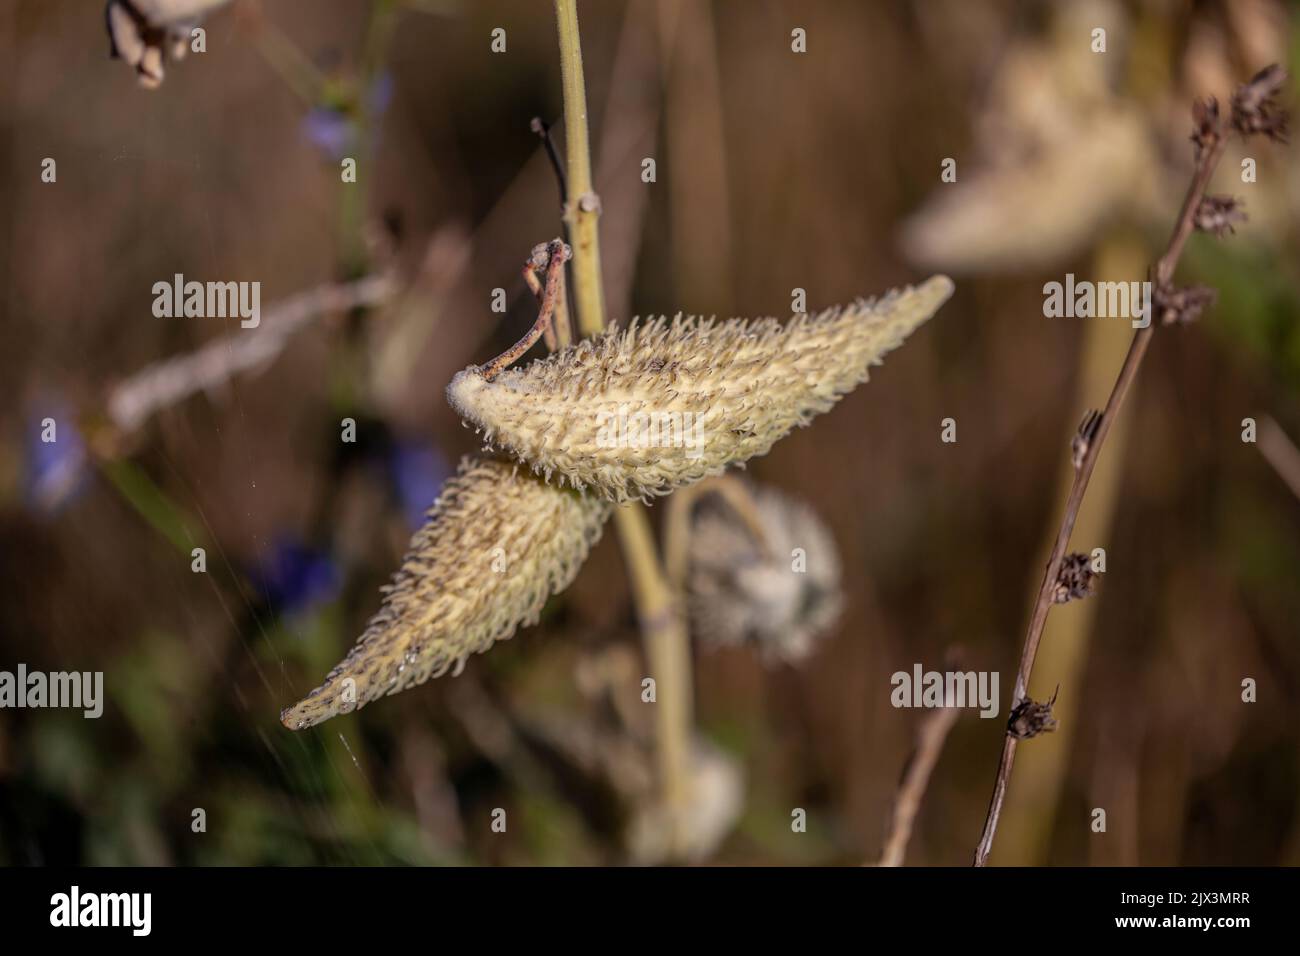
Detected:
[{"left": 1, "top": 0, "right": 1298, "bottom": 865}]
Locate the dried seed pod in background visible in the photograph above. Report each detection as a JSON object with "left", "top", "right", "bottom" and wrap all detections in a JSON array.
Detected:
[
  {"left": 687, "top": 483, "right": 843, "bottom": 664},
  {"left": 900, "top": 112, "right": 1156, "bottom": 273},
  {"left": 105, "top": 0, "right": 231, "bottom": 88},
  {"left": 447, "top": 276, "right": 954, "bottom": 503},
  {"left": 899, "top": 1, "right": 1167, "bottom": 273},
  {"left": 626, "top": 738, "right": 744, "bottom": 865},
  {"left": 281, "top": 458, "right": 612, "bottom": 730}
]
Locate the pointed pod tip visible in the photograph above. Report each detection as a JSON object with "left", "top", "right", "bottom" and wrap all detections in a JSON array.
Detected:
[
  {"left": 278, "top": 705, "right": 302, "bottom": 731},
  {"left": 900, "top": 274, "right": 956, "bottom": 327},
  {"left": 926, "top": 274, "right": 956, "bottom": 300},
  {"left": 280, "top": 696, "right": 327, "bottom": 731}
]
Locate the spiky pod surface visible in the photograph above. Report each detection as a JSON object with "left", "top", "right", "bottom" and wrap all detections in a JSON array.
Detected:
[
  {"left": 447, "top": 276, "right": 954, "bottom": 503},
  {"left": 281, "top": 458, "right": 612, "bottom": 730}
]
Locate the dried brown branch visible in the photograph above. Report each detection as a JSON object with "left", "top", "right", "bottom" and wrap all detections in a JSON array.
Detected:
[
  {"left": 530, "top": 115, "right": 569, "bottom": 206},
  {"left": 877, "top": 705, "right": 960, "bottom": 867},
  {"left": 1259, "top": 416, "right": 1300, "bottom": 502},
  {"left": 973, "top": 65, "right": 1288, "bottom": 866},
  {"left": 479, "top": 239, "right": 570, "bottom": 381},
  {"left": 106, "top": 274, "right": 394, "bottom": 434},
  {"left": 529, "top": 117, "right": 574, "bottom": 349}
]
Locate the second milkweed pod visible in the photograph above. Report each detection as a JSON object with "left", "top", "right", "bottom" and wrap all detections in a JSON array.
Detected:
[
  {"left": 686, "top": 481, "right": 843, "bottom": 665},
  {"left": 281, "top": 458, "right": 612, "bottom": 730},
  {"left": 447, "top": 275, "right": 954, "bottom": 503},
  {"left": 105, "top": 0, "right": 232, "bottom": 88}
]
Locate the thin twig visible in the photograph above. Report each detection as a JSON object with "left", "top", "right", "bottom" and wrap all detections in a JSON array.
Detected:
[
  {"left": 878, "top": 706, "right": 960, "bottom": 867},
  {"left": 973, "top": 68, "right": 1288, "bottom": 866},
  {"left": 243, "top": 6, "right": 327, "bottom": 106},
  {"left": 974, "top": 323, "right": 1156, "bottom": 866},
  {"left": 1259, "top": 416, "right": 1300, "bottom": 502},
  {"left": 529, "top": 116, "right": 575, "bottom": 349},
  {"left": 553, "top": 272, "right": 574, "bottom": 349},
  {"left": 479, "top": 239, "right": 569, "bottom": 381},
  {"left": 530, "top": 116, "right": 569, "bottom": 206},
  {"left": 521, "top": 238, "right": 573, "bottom": 352},
  {"left": 521, "top": 254, "right": 548, "bottom": 342},
  {"left": 106, "top": 275, "right": 394, "bottom": 434}
]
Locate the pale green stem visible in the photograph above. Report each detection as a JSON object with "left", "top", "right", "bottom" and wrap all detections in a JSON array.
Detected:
[
  {"left": 553, "top": 0, "right": 607, "bottom": 339},
  {"left": 554, "top": 0, "right": 693, "bottom": 858}
]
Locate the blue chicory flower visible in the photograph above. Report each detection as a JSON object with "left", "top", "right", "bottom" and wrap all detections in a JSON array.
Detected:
[
  {"left": 389, "top": 440, "right": 450, "bottom": 531},
  {"left": 259, "top": 538, "right": 341, "bottom": 616},
  {"left": 24, "top": 406, "right": 89, "bottom": 514}
]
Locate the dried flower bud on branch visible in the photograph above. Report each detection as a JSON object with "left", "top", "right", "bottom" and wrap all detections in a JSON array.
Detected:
[
  {"left": 447, "top": 276, "right": 955, "bottom": 503},
  {"left": 1071, "top": 409, "right": 1102, "bottom": 469},
  {"left": 1007, "top": 688, "right": 1059, "bottom": 740},
  {"left": 1194, "top": 195, "right": 1247, "bottom": 238},
  {"left": 1230, "top": 64, "right": 1290, "bottom": 142},
  {"left": 1191, "top": 96, "right": 1222, "bottom": 158},
  {"left": 1153, "top": 283, "right": 1217, "bottom": 326},
  {"left": 1052, "top": 552, "right": 1095, "bottom": 604},
  {"left": 281, "top": 458, "right": 612, "bottom": 730}
]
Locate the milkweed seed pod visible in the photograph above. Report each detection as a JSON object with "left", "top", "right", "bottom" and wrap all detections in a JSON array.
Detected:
[
  {"left": 900, "top": 111, "right": 1156, "bottom": 273},
  {"left": 687, "top": 483, "right": 842, "bottom": 664},
  {"left": 281, "top": 458, "right": 612, "bottom": 730},
  {"left": 628, "top": 738, "right": 744, "bottom": 865},
  {"left": 447, "top": 276, "right": 954, "bottom": 503},
  {"left": 899, "top": 3, "right": 1162, "bottom": 273}
]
